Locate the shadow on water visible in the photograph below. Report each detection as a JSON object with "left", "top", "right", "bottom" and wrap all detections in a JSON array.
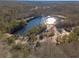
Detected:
[{"left": 16, "top": 16, "right": 46, "bottom": 36}]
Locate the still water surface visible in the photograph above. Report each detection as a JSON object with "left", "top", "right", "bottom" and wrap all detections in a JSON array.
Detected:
[{"left": 17, "top": 16, "right": 46, "bottom": 36}]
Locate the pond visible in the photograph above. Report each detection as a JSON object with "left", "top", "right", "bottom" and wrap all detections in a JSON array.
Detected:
[
  {"left": 16, "top": 16, "right": 61, "bottom": 36},
  {"left": 16, "top": 16, "right": 46, "bottom": 36}
]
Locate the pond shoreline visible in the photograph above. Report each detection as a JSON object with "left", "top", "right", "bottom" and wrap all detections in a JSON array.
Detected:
[{"left": 10, "top": 16, "right": 40, "bottom": 34}]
